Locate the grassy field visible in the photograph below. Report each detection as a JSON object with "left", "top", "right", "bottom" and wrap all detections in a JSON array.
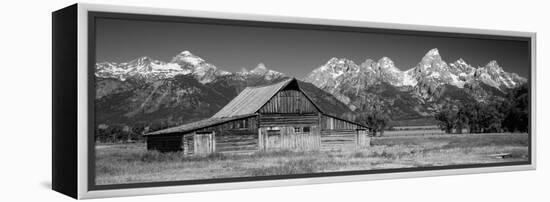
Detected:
[
  {"left": 384, "top": 128, "right": 446, "bottom": 136},
  {"left": 95, "top": 133, "right": 529, "bottom": 185}
]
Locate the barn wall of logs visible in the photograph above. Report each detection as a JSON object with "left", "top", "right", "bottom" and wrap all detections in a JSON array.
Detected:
[{"left": 258, "top": 126, "right": 321, "bottom": 151}]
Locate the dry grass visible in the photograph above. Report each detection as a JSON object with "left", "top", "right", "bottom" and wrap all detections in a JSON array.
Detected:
[
  {"left": 383, "top": 129, "right": 446, "bottom": 136},
  {"left": 95, "top": 133, "right": 529, "bottom": 185}
]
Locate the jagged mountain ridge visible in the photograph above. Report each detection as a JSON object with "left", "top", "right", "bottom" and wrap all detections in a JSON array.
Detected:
[
  {"left": 95, "top": 49, "right": 527, "bottom": 129},
  {"left": 305, "top": 48, "right": 525, "bottom": 93},
  {"left": 303, "top": 48, "right": 527, "bottom": 120},
  {"left": 96, "top": 51, "right": 286, "bottom": 84}
]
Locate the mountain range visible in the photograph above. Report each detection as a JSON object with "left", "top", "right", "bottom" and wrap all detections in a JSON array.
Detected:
[
  {"left": 95, "top": 49, "right": 527, "bottom": 130},
  {"left": 303, "top": 48, "right": 526, "bottom": 119},
  {"left": 96, "top": 51, "right": 284, "bottom": 85}
]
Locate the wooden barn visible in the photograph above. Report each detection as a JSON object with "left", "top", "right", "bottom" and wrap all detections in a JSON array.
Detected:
[{"left": 145, "top": 78, "right": 370, "bottom": 155}]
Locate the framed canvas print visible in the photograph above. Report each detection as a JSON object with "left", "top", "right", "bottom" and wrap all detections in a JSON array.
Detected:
[{"left": 52, "top": 3, "right": 536, "bottom": 199}]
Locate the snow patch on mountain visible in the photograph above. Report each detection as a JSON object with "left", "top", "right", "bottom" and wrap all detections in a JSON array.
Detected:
[
  {"left": 97, "top": 48, "right": 526, "bottom": 97},
  {"left": 96, "top": 51, "right": 284, "bottom": 84},
  {"left": 96, "top": 56, "right": 195, "bottom": 82},
  {"left": 402, "top": 69, "right": 418, "bottom": 86},
  {"left": 171, "top": 50, "right": 205, "bottom": 66},
  {"left": 304, "top": 56, "right": 419, "bottom": 89},
  {"left": 236, "top": 63, "right": 285, "bottom": 80}
]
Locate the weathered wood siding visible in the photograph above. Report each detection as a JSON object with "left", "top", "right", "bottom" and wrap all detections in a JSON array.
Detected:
[
  {"left": 194, "top": 132, "right": 215, "bottom": 155},
  {"left": 215, "top": 131, "right": 258, "bottom": 154},
  {"left": 321, "top": 115, "right": 366, "bottom": 130},
  {"left": 320, "top": 130, "right": 357, "bottom": 151},
  {"left": 259, "top": 126, "right": 321, "bottom": 151},
  {"left": 259, "top": 89, "right": 318, "bottom": 114},
  {"left": 357, "top": 130, "right": 371, "bottom": 148},
  {"left": 193, "top": 116, "right": 258, "bottom": 154},
  {"left": 148, "top": 116, "right": 259, "bottom": 154},
  {"left": 196, "top": 116, "right": 258, "bottom": 133},
  {"left": 259, "top": 114, "right": 319, "bottom": 127},
  {"left": 182, "top": 135, "right": 194, "bottom": 155},
  {"left": 318, "top": 114, "right": 370, "bottom": 150}
]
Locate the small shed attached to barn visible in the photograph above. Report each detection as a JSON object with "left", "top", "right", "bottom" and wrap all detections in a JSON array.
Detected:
[{"left": 145, "top": 78, "right": 370, "bottom": 154}]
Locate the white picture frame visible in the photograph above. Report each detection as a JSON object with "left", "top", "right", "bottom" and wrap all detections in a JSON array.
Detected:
[{"left": 52, "top": 3, "right": 536, "bottom": 199}]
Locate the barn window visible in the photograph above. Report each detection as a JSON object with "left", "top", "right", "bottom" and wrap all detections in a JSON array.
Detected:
[
  {"left": 294, "top": 127, "right": 302, "bottom": 133},
  {"left": 303, "top": 127, "right": 310, "bottom": 132},
  {"left": 235, "top": 119, "right": 248, "bottom": 129},
  {"left": 267, "top": 126, "right": 280, "bottom": 131}
]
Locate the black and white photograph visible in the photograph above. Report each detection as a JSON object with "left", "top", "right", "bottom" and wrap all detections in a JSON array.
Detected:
[
  {"left": 91, "top": 12, "right": 531, "bottom": 186},
  {"left": 6, "top": 0, "right": 550, "bottom": 201}
]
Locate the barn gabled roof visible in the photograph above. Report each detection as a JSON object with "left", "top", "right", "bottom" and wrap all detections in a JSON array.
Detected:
[
  {"left": 146, "top": 114, "right": 256, "bottom": 136},
  {"left": 212, "top": 78, "right": 324, "bottom": 118}
]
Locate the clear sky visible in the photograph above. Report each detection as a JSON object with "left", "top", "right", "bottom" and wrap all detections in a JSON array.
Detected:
[{"left": 95, "top": 17, "right": 530, "bottom": 78}]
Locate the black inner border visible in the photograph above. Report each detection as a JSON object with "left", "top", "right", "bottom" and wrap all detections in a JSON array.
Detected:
[{"left": 88, "top": 11, "right": 532, "bottom": 191}]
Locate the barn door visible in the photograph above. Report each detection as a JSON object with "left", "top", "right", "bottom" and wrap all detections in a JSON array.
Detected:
[
  {"left": 259, "top": 127, "right": 281, "bottom": 151},
  {"left": 194, "top": 132, "right": 215, "bottom": 155},
  {"left": 356, "top": 130, "right": 370, "bottom": 148},
  {"left": 266, "top": 129, "right": 281, "bottom": 150}
]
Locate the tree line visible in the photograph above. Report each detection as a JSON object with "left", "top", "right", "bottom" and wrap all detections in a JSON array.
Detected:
[
  {"left": 354, "top": 101, "right": 390, "bottom": 137},
  {"left": 354, "top": 84, "right": 529, "bottom": 136},
  {"left": 95, "top": 121, "right": 175, "bottom": 143},
  {"left": 434, "top": 84, "right": 528, "bottom": 134}
]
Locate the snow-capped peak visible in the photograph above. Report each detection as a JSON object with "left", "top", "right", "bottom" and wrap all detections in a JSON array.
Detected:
[
  {"left": 171, "top": 50, "right": 205, "bottom": 66},
  {"left": 378, "top": 57, "right": 396, "bottom": 70},
  {"left": 375, "top": 56, "right": 417, "bottom": 86},
  {"left": 251, "top": 63, "right": 268, "bottom": 74},
  {"left": 304, "top": 56, "right": 417, "bottom": 89},
  {"left": 323, "top": 57, "right": 358, "bottom": 72},
  {"left": 417, "top": 48, "right": 447, "bottom": 72},
  {"left": 456, "top": 58, "right": 467, "bottom": 65},
  {"left": 485, "top": 60, "right": 502, "bottom": 71},
  {"left": 179, "top": 50, "right": 193, "bottom": 56},
  {"left": 95, "top": 55, "right": 187, "bottom": 82},
  {"left": 326, "top": 57, "right": 342, "bottom": 64},
  {"left": 426, "top": 48, "right": 440, "bottom": 57},
  {"left": 131, "top": 56, "right": 151, "bottom": 62},
  {"left": 472, "top": 60, "right": 522, "bottom": 89},
  {"left": 236, "top": 63, "right": 284, "bottom": 80},
  {"left": 419, "top": 48, "right": 443, "bottom": 67},
  {"left": 96, "top": 50, "right": 227, "bottom": 84}
]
